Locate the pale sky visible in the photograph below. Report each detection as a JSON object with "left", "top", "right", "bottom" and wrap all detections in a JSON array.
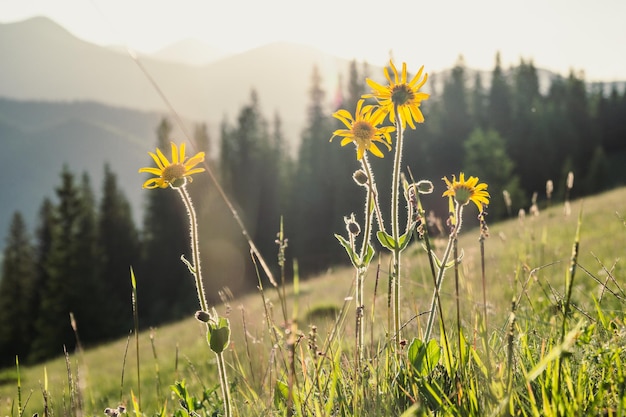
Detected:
[{"left": 1, "top": 0, "right": 626, "bottom": 81}]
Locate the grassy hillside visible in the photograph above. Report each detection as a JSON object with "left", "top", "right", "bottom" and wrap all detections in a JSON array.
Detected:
[{"left": 0, "top": 186, "right": 624, "bottom": 415}]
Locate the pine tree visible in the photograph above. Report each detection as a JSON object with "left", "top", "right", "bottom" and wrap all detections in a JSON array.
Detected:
[
  {"left": 29, "top": 198, "right": 56, "bottom": 361},
  {"left": 464, "top": 128, "right": 525, "bottom": 218},
  {"left": 436, "top": 56, "right": 471, "bottom": 174},
  {"left": 510, "top": 58, "right": 546, "bottom": 194},
  {"left": 71, "top": 173, "right": 106, "bottom": 344},
  {"left": 470, "top": 71, "right": 488, "bottom": 130},
  {"left": 30, "top": 167, "right": 89, "bottom": 361},
  {"left": 139, "top": 118, "right": 194, "bottom": 325},
  {"left": 293, "top": 65, "right": 344, "bottom": 274},
  {"left": 488, "top": 52, "right": 512, "bottom": 140},
  {"left": 219, "top": 90, "right": 283, "bottom": 274},
  {"left": 0, "top": 212, "right": 36, "bottom": 366},
  {"left": 98, "top": 164, "right": 140, "bottom": 337}
]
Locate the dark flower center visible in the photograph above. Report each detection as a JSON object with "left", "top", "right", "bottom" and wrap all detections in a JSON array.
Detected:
[
  {"left": 391, "top": 84, "right": 414, "bottom": 106},
  {"left": 353, "top": 121, "right": 375, "bottom": 143},
  {"left": 162, "top": 163, "right": 186, "bottom": 183}
]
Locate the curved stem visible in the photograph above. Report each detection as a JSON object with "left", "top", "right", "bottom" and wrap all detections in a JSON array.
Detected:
[
  {"left": 424, "top": 203, "right": 464, "bottom": 341},
  {"left": 177, "top": 185, "right": 232, "bottom": 417},
  {"left": 176, "top": 185, "right": 207, "bottom": 312}
]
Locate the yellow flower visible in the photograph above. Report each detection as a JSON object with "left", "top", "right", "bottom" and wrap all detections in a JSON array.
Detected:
[
  {"left": 364, "top": 60, "right": 430, "bottom": 130},
  {"left": 442, "top": 173, "right": 490, "bottom": 212},
  {"left": 138, "top": 142, "right": 205, "bottom": 189},
  {"left": 331, "top": 99, "right": 395, "bottom": 160}
]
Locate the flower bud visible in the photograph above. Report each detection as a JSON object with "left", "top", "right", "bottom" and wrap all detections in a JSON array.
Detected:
[
  {"left": 195, "top": 310, "right": 211, "bottom": 323},
  {"left": 415, "top": 180, "right": 434, "bottom": 194},
  {"left": 344, "top": 213, "right": 361, "bottom": 237},
  {"left": 352, "top": 169, "right": 368, "bottom": 186}
]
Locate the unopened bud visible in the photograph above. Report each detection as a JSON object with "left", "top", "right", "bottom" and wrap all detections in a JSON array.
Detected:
[
  {"left": 415, "top": 180, "right": 434, "bottom": 194},
  {"left": 195, "top": 310, "right": 211, "bottom": 323},
  {"left": 344, "top": 213, "right": 361, "bottom": 237},
  {"left": 352, "top": 169, "right": 368, "bottom": 186}
]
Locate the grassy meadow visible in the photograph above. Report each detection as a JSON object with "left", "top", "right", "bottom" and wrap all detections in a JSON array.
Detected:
[{"left": 1, "top": 185, "right": 625, "bottom": 416}]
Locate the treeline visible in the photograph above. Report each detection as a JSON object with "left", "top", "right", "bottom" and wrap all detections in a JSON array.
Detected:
[{"left": 1, "top": 54, "right": 626, "bottom": 366}]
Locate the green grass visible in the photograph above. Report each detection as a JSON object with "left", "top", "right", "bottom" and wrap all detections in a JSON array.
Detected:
[{"left": 1, "top": 187, "right": 625, "bottom": 416}]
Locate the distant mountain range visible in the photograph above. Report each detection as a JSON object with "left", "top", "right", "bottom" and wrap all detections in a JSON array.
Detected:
[
  {"left": 0, "top": 16, "right": 624, "bottom": 252},
  {"left": 0, "top": 16, "right": 353, "bottom": 143},
  {"left": 149, "top": 39, "right": 231, "bottom": 66}
]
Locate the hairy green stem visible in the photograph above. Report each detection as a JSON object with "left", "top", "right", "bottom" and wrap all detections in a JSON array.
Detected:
[
  {"left": 176, "top": 184, "right": 232, "bottom": 417},
  {"left": 424, "top": 203, "right": 464, "bottom": 341},
  {"left": 177, "top": 185, "right": 208, "bottom": 312},
  {"left": 216, "top": 351, "right": 232, "bottom": 417},
  {"left": 390, "top": 109, "right": 404, "bottom": 345}
]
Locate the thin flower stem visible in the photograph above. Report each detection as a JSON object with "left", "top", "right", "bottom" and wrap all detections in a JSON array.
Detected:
[
  {"left": 356, "top": 159, "right": 376, "bottom": 361},
  {"left": 176, "top": 184, "right": 232, "bottom": 417},
  {"left": 176, "top": 185, "right": 208, "bottom": 312},
  {"left": 453, "top": 237, "right": 461, "bottom": 352},
  {"left": 424, "top": 204, "right": 464, "bottom": 341},
  {"left": 361, "top": 156, "right": 385, "bottom": 233},
  {"left": 479, "top": 228, "right": 493, "bottom": 376},
  {"left": 216, "top": 351, "right": 232, "bottom": 417},
  {"left": 390, "top": 107, "right": 404, "bottom": 345}
]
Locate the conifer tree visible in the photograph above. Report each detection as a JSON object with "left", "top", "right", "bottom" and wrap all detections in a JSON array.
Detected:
[
  {"left": 436, "top": 56, "right": 471, "bottom": 174},
  {"left": 71, "top": 173, "right": 106, "bottom": 344},
  {"left": 98, "top": 164, "right": 140, "bottom": 337},
  {"left": 30, "top": 167, "right": 88, "bottom": 361},
  {"left": 293, "top": 66, "right": 342, "bottom": 274},
  {"left": 488, "top": 52, "right": 512, "bottom": 140},
  {"left": 219, "top": 90, "right": 282, "bottom": 269},
  {"left": 0, "top": 212, "right": 36, "bottom": 366},
  {"left": 470, "top": 72, "right": 488, "bottom": 130},
  {"left": 464, "top": 128, "right": 525, "bottom": 218},
  {"left": 28, "top": 198, "right": 56, "bottom": 361}
]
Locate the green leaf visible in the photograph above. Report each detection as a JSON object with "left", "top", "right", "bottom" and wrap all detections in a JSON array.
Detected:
[
  {"left": 398, "top": 230, "right": 413, "bottom": 251},
  {"left": 274, "top": 380, "right": 289, "bottom": 409},
  {"left": 376, "top": 230, "right": 397, "bottom": 251},
  {"left": 362, "top": 243, "right": 375, "bottom": 267},
  {"left": 335, "top": 234, "right": 360, "bottom": 268},
  {"left": 206, "top": 315, "right": 231, "bottom": 354},
  {"left": 408, "top": 337, "right": 441, "bottom": 376}
]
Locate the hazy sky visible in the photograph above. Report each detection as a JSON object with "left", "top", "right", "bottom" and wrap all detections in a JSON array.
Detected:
[{"left": 2, "top": 0, "right": 625, "bottom": 81}]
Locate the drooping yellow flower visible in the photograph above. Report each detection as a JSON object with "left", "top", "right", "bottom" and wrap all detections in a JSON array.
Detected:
[
  {"left": 364, "top": 60, "right": 430, "bottom": 130},
  {"left": 138, "top": 142, "right": 205, "bottom": 189},
  {"left": 442, "top": 173, "right": 490, "bottom": 212},
  {"left": 330, "top": 99, "right": 395, "bottom": 160}
]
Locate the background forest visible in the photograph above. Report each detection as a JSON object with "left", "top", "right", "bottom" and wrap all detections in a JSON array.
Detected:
[{"left": 1, "top": 54, "right": 626, "bottom": 367}]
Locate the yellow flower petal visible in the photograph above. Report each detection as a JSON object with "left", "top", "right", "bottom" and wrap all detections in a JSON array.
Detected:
[
  {"left": 171, "top": 142, "right": 179, "bottom": 164},
  {"left": 156, "top": 147, "right": 171, "bottom": 167},
  {"left": 139, "top": 143, "right": 206, "bottom": 190}
]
